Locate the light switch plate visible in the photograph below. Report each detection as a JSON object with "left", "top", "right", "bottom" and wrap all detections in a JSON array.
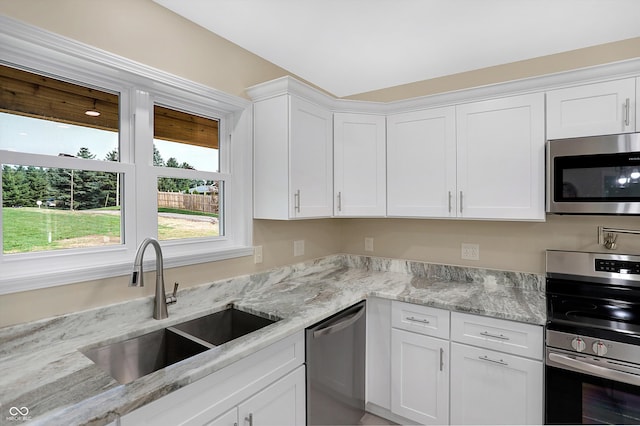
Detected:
[{"left": 254, "top": 245, "right": 263, "bottom": 264}]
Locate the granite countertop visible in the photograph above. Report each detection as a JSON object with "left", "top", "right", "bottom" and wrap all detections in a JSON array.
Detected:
[{"left": 0, "top": 254, "right": 546, "bottom": 425}]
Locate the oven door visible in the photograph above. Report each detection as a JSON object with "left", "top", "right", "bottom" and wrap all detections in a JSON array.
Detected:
[{"left": 546, "top": 348, "right": 640, "bottom": 424}]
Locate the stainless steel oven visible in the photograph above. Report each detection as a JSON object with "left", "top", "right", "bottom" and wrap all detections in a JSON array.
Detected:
[{"left": 545, "top": 250, "right": 640, "bottom": 424}]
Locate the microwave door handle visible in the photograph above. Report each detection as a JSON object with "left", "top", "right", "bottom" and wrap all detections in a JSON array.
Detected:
[{"left": 548, "top": 352, "right": 640, "bottom": 387}]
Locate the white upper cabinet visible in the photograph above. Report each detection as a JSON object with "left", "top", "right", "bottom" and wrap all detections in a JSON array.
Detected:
[
  {"left": 546, "top": 78, "right": 636, "bottom": 139},
  {"left": 334, "top": 113, "right": 386, "bottom": 217},
  {"left": 387, "top": 94, "right": 545, "bottom": 221},
  {"left": 456, "top": 93, "right": 545, "bottom": 220},
  {"left": 254, "top": 94, "right": 333, "bottom": 219},
  {"left": 387, "top": 107, "right": 457, "bottom": 218}
]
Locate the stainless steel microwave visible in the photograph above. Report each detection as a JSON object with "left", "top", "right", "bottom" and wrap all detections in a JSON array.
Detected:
[{"left": 547, "top": 133, "right": 640, "bottom": 215}]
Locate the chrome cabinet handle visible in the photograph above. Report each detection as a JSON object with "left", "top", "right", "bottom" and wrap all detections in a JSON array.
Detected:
[
  {"left": 337, "top": 191, "right": 342, "bottom": 212},
  {"left": 245, "top": 413, "right": 253, "bottom": 426},
  {"left": 406, "top": 316, "right": 430, "bottom": 324},
  {"left": 624, "top": 98, "right": 630, "bottom": 126},
  {"left": 440, "top": 347, "right": 444, "bottom": 371},
  {"left": 459, "top": 191, "right": 463, "bottom": 214},
  {"left": 294, "top": 190, "right": 301, "bottom": 213},
  {"left": 478, "top": 355, "right": 508, "bottom": 366},
  {"left": 480, "top": 331, "right": 510, "bottom": 340},
  {"left": 448, "top": 191, "right": 452, "bottom": 213}
]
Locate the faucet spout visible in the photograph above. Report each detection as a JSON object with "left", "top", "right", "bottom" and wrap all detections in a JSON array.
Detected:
[{"left": 130, "top": 237, "right": 172, "bottom": 320}]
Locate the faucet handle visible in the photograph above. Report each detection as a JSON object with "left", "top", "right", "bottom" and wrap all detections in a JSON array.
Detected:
[{"left": 166, "top": 282, "right": 179, "bottom": 305}]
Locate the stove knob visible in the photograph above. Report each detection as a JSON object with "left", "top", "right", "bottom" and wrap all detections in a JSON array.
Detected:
[
  {"left": 593, "top": 341, "right": 608, "bottom": 356},
  {"left": 571, "top": 337, "right": 586, "bottom": 352}
]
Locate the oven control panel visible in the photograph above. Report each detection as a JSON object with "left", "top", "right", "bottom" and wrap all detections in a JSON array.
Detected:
[
  {"left": 595, "top": 258, "right": 640, "bottom": 275},
  {"left": 547, "top": 329, "right": 639, "bottom": 365}
]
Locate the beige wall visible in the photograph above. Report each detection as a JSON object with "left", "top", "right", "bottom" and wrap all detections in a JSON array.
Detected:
[
  {"left": 2, "top": 1, "right": 640, "bottom": 327},
  {"left": 343, "top": 216, "right": 640, "bottom": 275},
  {"left": 0, "top": 0, "right": 294, "bottom": 99}
]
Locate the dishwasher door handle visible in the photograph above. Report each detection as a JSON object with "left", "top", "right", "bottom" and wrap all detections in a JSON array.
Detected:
[{"left": 313, "top": 305, "right": 365, "bottom": 338}]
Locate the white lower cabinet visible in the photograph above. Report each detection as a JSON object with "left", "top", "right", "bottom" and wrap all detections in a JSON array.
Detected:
[
  {"left": 450, "top": 343, "right": 543, "bottom": 425},
  {"left": 120, "top": 331, "right": 305, "bottom": 426},
  {"left": 391, "top": 328, "right": 449, "bottom": 425},
  {"left": 209, "top": 366, "right": 306, "bottom": 426},
  {"left": 372, "top": 302, "right": 544, "bottom": 426}
]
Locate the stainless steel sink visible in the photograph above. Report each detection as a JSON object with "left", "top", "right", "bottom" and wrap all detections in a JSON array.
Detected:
[
  {"left": 172, "top": 307, "right": 277, "bottom": 346},
  {"left": 82, "top": 328, "right": 209, "bottom": 384},
  {"left": 81, "top": 307, "right": 278, "bottom": 384}
]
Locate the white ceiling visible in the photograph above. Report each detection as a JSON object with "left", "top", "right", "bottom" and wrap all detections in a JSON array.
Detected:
[{"left": 153, "top": 0, "right": 640, "bottom": 97}]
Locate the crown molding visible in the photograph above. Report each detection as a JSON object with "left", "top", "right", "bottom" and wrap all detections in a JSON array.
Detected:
[{"left": 248, "top": 58, "right": 640, "bottom": 115}]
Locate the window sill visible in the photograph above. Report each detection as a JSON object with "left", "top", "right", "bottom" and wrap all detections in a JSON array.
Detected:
[{"left": 0, "top": 246, "right": 254, "bottom": 295}]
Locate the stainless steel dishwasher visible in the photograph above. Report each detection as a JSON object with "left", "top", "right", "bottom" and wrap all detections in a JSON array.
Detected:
[{"left": 306, "top": 301, "right": 366, "bottom": 426}]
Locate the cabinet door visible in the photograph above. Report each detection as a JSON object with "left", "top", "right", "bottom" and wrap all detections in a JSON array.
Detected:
[
  {"left": 290, "top": 96, "right": 333, "bottom": 218},
  {"left": 334, "top": 113, "right": 386, "bottom": 216},
  {"left": 546, "top": 78, "right": 636, "bottom": 139},
  {"left": 391, "top": 329, "right": 449, "bottom": 425},
  {"left": 387, "top": 107, "right": 456, "bottom": 217},
  {"left": 238, "top": 366, "right": 306, "bottom": 426},
  {"left": 456, "top": 93, "right": 545, "bottom": 220},
  {"left": 450, "top": 343, "right": 543, "bottom": 425}
]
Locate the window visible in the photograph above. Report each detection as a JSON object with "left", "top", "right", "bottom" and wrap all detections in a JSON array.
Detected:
[
  {"left": 0, "top": 18, "right": 253, "bottom": 294},
  {"left": 153, "top": 105, "right": 222, "bottom": 241},
  {"left": 1, "top": 65, "right": 123, "bottom": 254}
]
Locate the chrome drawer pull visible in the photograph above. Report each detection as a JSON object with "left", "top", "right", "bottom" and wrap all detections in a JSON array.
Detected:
[
  {"left": 478, "top": 355, "right": 508, "bottom": 366},
  {"left": 480, "top": 331, "right": 510, "bottom": 340},
  {"left": 406, "top": 316, "right": 430, "bottom": 324}
]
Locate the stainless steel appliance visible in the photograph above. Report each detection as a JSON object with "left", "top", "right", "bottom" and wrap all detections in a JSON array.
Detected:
[
  {"left": 547, "top": 133, "right": 640, "bottom": 215},
  {"left": 306, "top": 301, "right": 366, "bottom": 426},
  {"left": 545, "top": 250, "right": 640, "bottom": 424}
]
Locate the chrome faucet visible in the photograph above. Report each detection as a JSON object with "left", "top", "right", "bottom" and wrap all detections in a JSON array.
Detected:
[{"left": 129, "top": 237, "right": 178, "bottom": 319}]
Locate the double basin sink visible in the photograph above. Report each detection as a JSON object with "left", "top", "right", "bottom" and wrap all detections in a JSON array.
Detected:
[{"left": 82, "top": 307, "right": 277, "bottom": 384}]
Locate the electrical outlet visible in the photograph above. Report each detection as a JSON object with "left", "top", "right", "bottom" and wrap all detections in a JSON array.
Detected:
[
  {"left": 254, "top": 245, "right": 263, "bottom": 264},
  {"left": 461, "top": 243, "right": 480, "bottom": 260},
  {"left": 364, "top": 237, "right": 374, "bottom": 252},
  {"left": 294, "top": 240, "right": 305, "bottom": 257}
]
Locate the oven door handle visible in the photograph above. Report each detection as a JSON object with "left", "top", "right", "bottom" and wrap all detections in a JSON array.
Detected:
[{"left": 549, "top": 352, "right": 640, "bottom": 387}]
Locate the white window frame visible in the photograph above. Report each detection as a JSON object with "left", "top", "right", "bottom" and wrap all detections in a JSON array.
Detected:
[{"left": 0, "top": 17, "right": 253, "bottom": 295}]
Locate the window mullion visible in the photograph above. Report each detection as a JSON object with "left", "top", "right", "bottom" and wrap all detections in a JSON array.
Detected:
[{"left": 132, "top": 89, "right": 158, "bottom": 242}]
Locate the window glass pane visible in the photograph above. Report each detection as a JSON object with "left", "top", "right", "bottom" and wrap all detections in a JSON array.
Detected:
[
  {"left": 0, "top": 64, "right": 119, "bottom": 158},
  {"left": 157, "top": 179, "right": 221, "bottom": 240},
  {"left": 2, "top": 164, "right": 122, "bottom": 253},
  {"left": 153, "top": 105, "right": 219, "bottom": 172}
]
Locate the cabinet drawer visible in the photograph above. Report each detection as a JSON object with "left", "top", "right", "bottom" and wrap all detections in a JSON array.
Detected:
[
  {"left": 392, "top": 301, "right": 450, "bottom": 339},
  {"left": 451, "top": 312, "right": 542, "bottom": 360}
]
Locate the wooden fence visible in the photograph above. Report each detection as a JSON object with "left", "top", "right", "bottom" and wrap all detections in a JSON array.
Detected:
[{"left": 157, "top": 191, "right": 219, "bottom": 214}]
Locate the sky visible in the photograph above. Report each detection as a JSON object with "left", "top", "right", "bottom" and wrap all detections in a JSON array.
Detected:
[{"left": 0, "top": 113, "right": 219, "bottom": 172}]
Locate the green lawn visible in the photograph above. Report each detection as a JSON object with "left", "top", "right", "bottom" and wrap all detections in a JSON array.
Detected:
[
  {"left": 2, "top": 207, "right": 121, "bottom": 253},
  {"left": 2, "top": 207, "right": 219, "bottom": 253}
]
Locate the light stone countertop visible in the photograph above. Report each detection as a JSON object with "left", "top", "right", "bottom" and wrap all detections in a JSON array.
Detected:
[{"left": 0, "top": 254, "right": 546, "bottom": 425}]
